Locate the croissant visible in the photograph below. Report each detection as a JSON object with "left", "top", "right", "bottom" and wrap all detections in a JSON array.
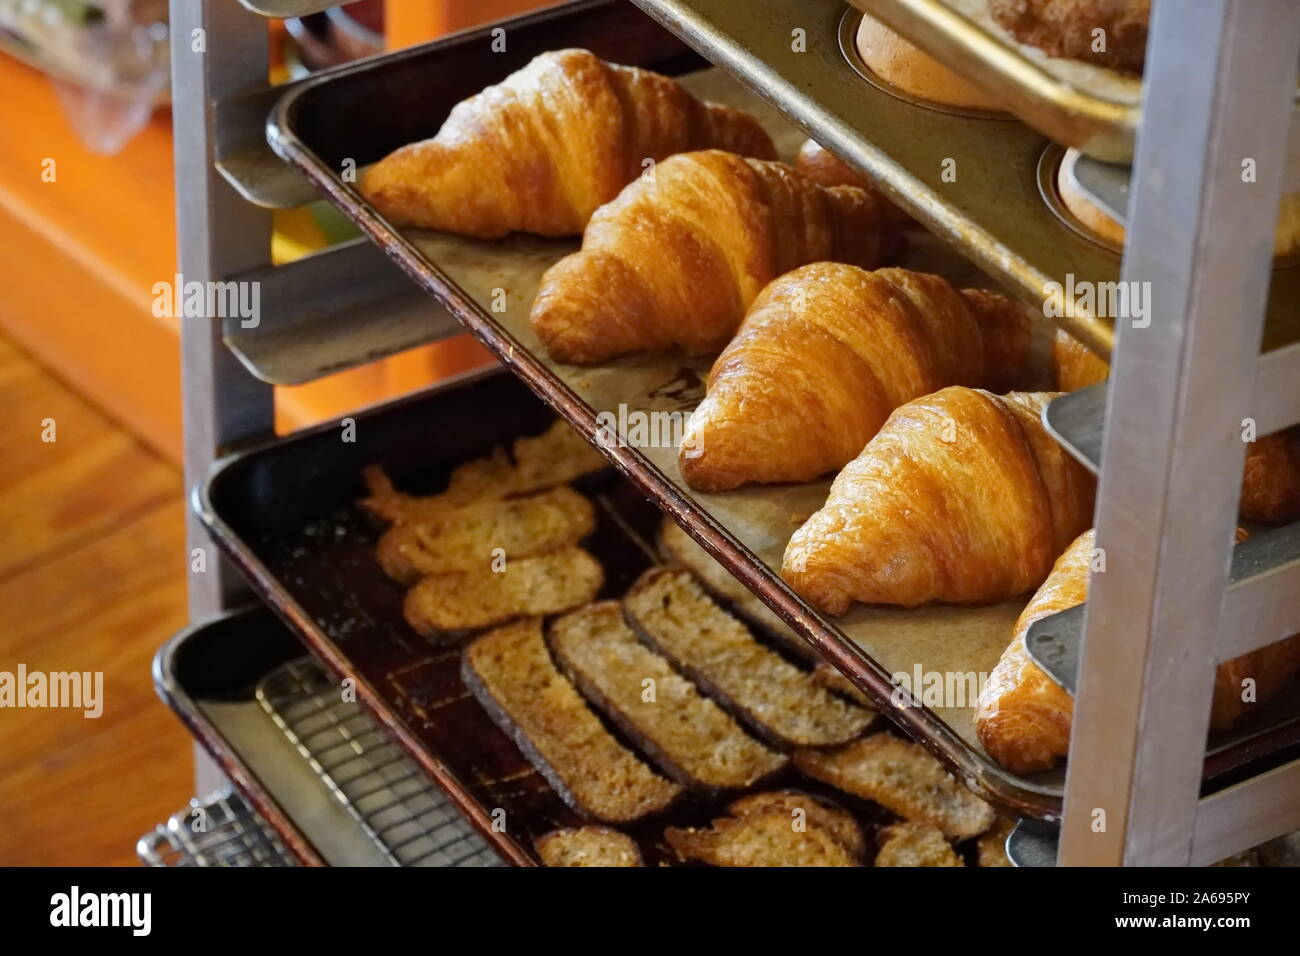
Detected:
[
  {"left": 977, "top": 529, "right": 1300, "bottom": 775},
  {"left": 782, "top": 388, "right": 1096, "bottom": 613},
  {"left": 795, "top": 139, "right": 911, "bottom": 228},
  {"left": 679, "top": 264, "right": 1032, "bottom": 492},
  {"left": 1051, "top": 328, "right": 1109, "bottom": 392},
  {"left": 530, "top": 150, "right": 900, "bottom": 364},
  {"left": 1054, "top": 329, "right": 1300, "bottom": 524},
  {"left": 359, "top": 49, "right": 777, "bottom": 238}
]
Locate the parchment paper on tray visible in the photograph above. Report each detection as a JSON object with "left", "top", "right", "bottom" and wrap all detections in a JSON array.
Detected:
[{"left": 409, "top": 68, "right": 1056, "bottom": 768}]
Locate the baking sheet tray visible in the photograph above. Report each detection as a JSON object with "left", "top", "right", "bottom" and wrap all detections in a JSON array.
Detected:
[
  {"left": 264, "top": 0, "right": 1300, "bottom": 819},
  {"left": 155, "top": 607, "right": 358, "bottom": 866},
  {"left": 195, "top": 368, "right": 963, "bottom": 864}
]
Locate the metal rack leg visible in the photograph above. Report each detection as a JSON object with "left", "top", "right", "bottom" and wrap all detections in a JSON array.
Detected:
[
  {"left": 170, "top": 0, "right": 277, "bottom": 620},
  {"left": 1061, "top": 0, "right": 1300, "bottom": 865},
  {"left": 170, "top": 0, "right": 278, "bottom": 795}
]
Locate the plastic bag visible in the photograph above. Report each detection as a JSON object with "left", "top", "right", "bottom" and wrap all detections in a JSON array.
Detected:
[{"left": 0, "top": 0, "right": 170, "bottom": 154}]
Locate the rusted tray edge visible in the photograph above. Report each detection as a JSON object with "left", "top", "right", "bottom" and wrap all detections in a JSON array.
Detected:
[
  {"left": 153, "top": 609, "right": 327, "bottom": 867},
  {"left": 263, "top": 24, "right": 1063, "bottom": 824},
  {"left": 194, "top": 367, "right": 539, "bottom": 867}
]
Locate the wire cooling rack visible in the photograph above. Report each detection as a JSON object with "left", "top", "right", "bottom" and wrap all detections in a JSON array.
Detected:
[
  {"left": 137, "top": 789, "right": 293, "bottom": 867},
  {"left": 256, "top": 657, "right": 501, "bottom": 867}
]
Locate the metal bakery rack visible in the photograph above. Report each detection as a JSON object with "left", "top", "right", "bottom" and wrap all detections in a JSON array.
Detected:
[{"left": 162, "top": 0, "right": 1300, "bottom": 866}]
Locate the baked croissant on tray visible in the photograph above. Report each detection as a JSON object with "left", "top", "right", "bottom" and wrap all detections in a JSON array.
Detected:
[
  {"left": 679, "top": 264, "right": 1031, "bottom": 492},
  {"left": 782, "top": 387, "right": 1095, "bottom": 613},
  {"left": 359, "top": 49, "right": 777, "bottom": 238},
  {"left": 531, "top": 150, "right": 900, "bottom": 363},
  {"left": 976, "top": 528, "right": 1300, "bottom": 775}
]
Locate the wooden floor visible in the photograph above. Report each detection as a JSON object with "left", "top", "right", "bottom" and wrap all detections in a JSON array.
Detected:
[{"left": 0, "top": 334, "right": 193, "bottom": 866}]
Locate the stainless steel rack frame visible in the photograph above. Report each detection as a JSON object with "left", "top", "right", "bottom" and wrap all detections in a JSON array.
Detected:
[{"left": 171, "top": 0, "right": 1300, "bottom": 866}]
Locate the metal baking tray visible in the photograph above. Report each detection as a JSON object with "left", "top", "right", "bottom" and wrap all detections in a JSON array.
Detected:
[
  {"left": 154, "top": 607, "right": 342, "bottom": 866},
  {"left": 194, "top": 368, "right": 950, "bottom": 864},
  {"left": 155, "top": 606, "right": 500, "bottom": 866},
  {"left": 261, "top": 0, "right": 1300, "bottom": 819}
]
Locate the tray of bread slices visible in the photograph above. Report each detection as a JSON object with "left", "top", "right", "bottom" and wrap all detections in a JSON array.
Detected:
[
  {"left": 264, "top": 0, "right": 1300, "bottom": 820},
  {"left": 198, "top": 369, "right": 1019, "bottom": 866}
]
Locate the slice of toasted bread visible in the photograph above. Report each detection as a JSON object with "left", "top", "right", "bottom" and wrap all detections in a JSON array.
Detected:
[
  {"left": 623, "top": 569, "right": 873, "bottom": 748},
  {"left": 512, "top": 419, "right": 609, "bottom": 488},
  {"left": 534, "top": 826, "right": 644, "bottom": 867},
  {"left": 658, "top": 519, "right": 817, "bottom": 664},
  {"left": 361, "top": 419, "right": 608, "bottom": 524},
  {"left": 548, "top": 604, "right": 786, "bottom": 792},
  {"left": 360, "top": 457, "right": 513, "bottom": 525},
  {"left": 794, "top": 734, "right": 995, "bottom": 840},
  {"left": 404, "top": 546, "right": 603, "bottom": 641},
  {"left": 977, "top": 818, "right": 1015, "bottom": 868},
  {"left": 666, "top": 809, "right": 860, "bottom": 867},
  {"left": 726, "top": 790, "right": 865, "bottom": 860},
  {"left": 376, "top": 486, "right": 596, "bottom": 585},
  {"left": 875, "top": 822, "right": 964, "bottom": 867},
  {"left": 461, "top": 618, "right": 681, "bottom": 823},
  {"left": 812, "top": 661, "right": 876, "bottom": 709}
]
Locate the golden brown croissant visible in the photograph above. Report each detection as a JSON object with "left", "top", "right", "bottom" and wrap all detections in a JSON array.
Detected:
[
  {"left": 782, "top": 388, "right": 1096, "bottom": 613},
  {"left": 360, "top": 49, "right": 777, "bottom": 238},
  {"left": 795, "top": 140, "right": 911, "bottom": 229},
  {"left": 795, "top": 138, "right": 868, "bottom": 190},
  {"left": 977, "top": 529, "right": 1300, "bottom": 775},
  {"left": 530, "top": 150, "right": 899, "bottom": 364},
  {"left": 974, "top": 531, "right": 1091, "bottom": 775},
  {"left": 1054, "top": 329, "right": 1300, "bottom": 524},
  {"left": 679, "top": 264, "right": 1032, "bottom": 492},
  {"left": 1051, "top": 328, "right": 1109, "bottom": 392}
]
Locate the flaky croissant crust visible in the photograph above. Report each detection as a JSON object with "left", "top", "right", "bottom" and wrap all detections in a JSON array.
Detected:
[
  {"left": 360, "top": 49, "right": 776, "bottom": 238},
  {"left": 781, "top": 388, "right": 1095, "bottom": 613},
  {"left": 531, "top": 150, "right": 899, "bottom": 364},
  {"left": 680, "top": 264, "right": 1031, "bottom": 492}
]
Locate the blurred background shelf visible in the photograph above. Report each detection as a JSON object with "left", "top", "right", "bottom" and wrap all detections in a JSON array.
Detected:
[{"left": 0, "top": 3, "right": 568, "bottom": 466}]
